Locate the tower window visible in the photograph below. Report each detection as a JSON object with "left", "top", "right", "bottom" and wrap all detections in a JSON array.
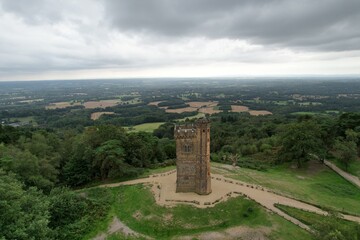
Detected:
[{"left": 183, "top": 144, "right": 192, "bottom": 153}]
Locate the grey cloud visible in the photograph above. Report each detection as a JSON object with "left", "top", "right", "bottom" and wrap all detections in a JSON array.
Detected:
[
  {"left": 0, "top": 0, "right": 63, "bottom": 24},
  {"left": 103, "top": 0, "right": 360, "bottom": 51}
]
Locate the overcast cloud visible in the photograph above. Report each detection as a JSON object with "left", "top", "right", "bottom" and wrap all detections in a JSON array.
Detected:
[{"left": 0, "top": 0, "right": 359, "bottom": 80}]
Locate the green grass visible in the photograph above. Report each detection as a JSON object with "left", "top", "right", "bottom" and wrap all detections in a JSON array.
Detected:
[
  {"left": 291, "top": 112, "right": 319, "bottom": 115},
  {"left": 127, "top": 122, "right": 165, "bottom": 132},
  {"left": 176, "top": 112, "right": 205, "bottom": 122},
  {"left": 325, "top": 110, "right": 340, "bottom": 114},
  {"left": 212, "top": 162, "right": 360, "bottom": 215},
  {"left": 9, "top": 116, "right": 37, "bottom": 125},
  {"left": 114, "top": 185, "right": 270, "bottom": 238},
  {"left": 272, "top": 100, "right": 290, "bottom": 106},
  {"left": 107, "top": 185, "right": 312, "bottom": 239},
  {"left": 78, "top": 182, "right": 313, "bottom": 239},
  {"left": 298, "top": 102, "right": 322, "bottom": 106},
  {"left": 331, "top": 158, "right": 360, "bottom": 178},
  {"left": 275, "top": 204, "right": 360, "bottom": 239}
]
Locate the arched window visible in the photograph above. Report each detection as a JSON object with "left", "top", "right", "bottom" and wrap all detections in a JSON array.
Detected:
[{"left": 183, "top": 144, "right": 192, "bottom": 153}]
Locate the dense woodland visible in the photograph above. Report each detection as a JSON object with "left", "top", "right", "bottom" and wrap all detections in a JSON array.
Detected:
[{"left": 1, "top": 79, "right": 360, "bottom": 239}]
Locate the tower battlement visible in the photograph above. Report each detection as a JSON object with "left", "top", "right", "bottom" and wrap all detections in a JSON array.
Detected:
[
  {"left": 174, "top": 124, "right": 197, "bottom": 139},
  {"left": 175, "top": 118, "right": 212, "bottom": 195}
]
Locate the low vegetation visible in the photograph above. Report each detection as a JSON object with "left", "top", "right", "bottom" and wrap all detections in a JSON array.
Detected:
[
  {"left": 275, "top": 204, "right": 360, "bottom": 240},
  {"left": 82, "top": 184, "right": 313, "bottom": 240}
]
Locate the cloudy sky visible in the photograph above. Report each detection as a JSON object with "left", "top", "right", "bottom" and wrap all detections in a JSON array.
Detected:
[{"left": 0, "top": 0, "right": 360, "bottom": 80}]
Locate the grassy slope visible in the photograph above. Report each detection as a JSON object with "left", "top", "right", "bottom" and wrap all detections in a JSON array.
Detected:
[
  {"left": 331, "top": 158, "right": 360, "bottom": 178},
  {"left": 212, "top": 162, "right": 360, "bottom": 215},
  {"left": 275, "top": 204, "right": 360, "bottom": 238},
  {"left": 84, "top": 184, "right": 312, "bottom": 240},
  {"left": 127, "top": 122, "right": 165, "bottom": 132}
]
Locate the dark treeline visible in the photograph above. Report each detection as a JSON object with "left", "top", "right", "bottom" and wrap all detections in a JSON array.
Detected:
[{"left": 0, "top": 123, "right": 176, "bottom": 239}]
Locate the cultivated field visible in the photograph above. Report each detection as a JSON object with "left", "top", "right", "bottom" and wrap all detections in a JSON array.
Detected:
[
  {"left": 231, "top": 105, "right": 272, "bottom": 115},
  {"left": 249, "top": 110, "right": 273, "bottom": 116},
  {"left": 90, "top": 112, "right": 115, "bottom": 120},
  {"left": 231, "top": 105, "right": 249, "bottom": 112},
  {"left": 165, "top": 107, "right": 197, "bottom": 113},
  {"left": 47, "top": 98, "right": 141, "bottom": 110},
  {"left": 148, "top": 101, "right": 164, "bottom": 106},
  {"left": 127, "top": 122, "right": 165, "bottom": 132},
  {"left": 164, "top": 101, "right": 220, "bottom": 115},
  {"left": 46, "top": 101, "right": 82, "bottom": 109}
]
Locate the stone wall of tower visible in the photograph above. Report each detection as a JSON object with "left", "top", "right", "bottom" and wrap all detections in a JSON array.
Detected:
[{"left": 174, "top": 118, "right": 211, "bottom": 195}]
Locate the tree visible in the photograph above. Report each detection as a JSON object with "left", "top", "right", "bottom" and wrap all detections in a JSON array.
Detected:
[
  {"left": 0, "top": 170, "right": 52, "bottom": 240},
  {"left": 0, "top": 145, "right": 57, "bottom": 192},
  {"left": 333, "top": 138, "right": 357, "bottom": 171},
  {"left": 278, "top": 120, "right": 323, "bottom": 168},
  {"left": 94, "top": 140, "right": 126, "bottom": 179}
]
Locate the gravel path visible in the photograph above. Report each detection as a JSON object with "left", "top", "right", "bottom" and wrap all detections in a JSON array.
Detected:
[
  {"left": 324, "top": 160, "right": 360, "bottom": 188},
  {"left": 97, "top": 169, "right": 360, "bottom": 233}
]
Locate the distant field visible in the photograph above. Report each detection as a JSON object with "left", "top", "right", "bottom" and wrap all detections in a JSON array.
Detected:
[
  {"left": 298, "top": 102, "right": 322, "bottom": 106},
  {"left": 249, "top": 110, "right": 273, "bottom": 116},
  {"left": 231, "top": 105, "right": 249, "bottom": 112},
  {"left": 83, "top": 99, "right": 121, "bottom": 109},
  {"left": 187, "top": 101, "right": 218, "bottom": 108},
  {"left": 149, "top": 101, "right": 272, "bottom": 117},
  {"left": 291, "top": 112, "right": 320, "bottom": 115},
  {"left": 148, "top": 101, "right": 163, "bottom": 106},
  {"left": 127, "top": 122, "right": 164, "bottom": 132},
  {"left": 176, "top": 112, "right": 206, "bottom": 121},
  {"left": 164, "top": 101, "right": 220, "bottom": 115},
  {"left": 165, "top": 107, "right": 197, "bottom": 113},
  {"left": 9, "top": 116, "right": 37, "bottom": 126},
  {"left": 90, "top": 111, "right": 115, "bottom": 120},
  {"left": 198, "top": 106, "right": 221, "bottom": 114},
  {"left": 212, "top": 161, "right": 360, "bottom": 215},
  {"left": 47, "top": 98, "right": 141, "bottom": 110},
  {"left": 46, "top": 101, "right": 82, "bottom": 109},
  {"left": 19, "top": 98, "right": 44, "bottom": 103},
  {"left": 231, "top": 105, "right": 272, "bottom": 115}
]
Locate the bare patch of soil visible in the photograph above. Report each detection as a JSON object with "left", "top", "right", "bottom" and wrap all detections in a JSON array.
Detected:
[
  {"left": 249, "top": 110, "right": 272, "bottom": 116},
  {"left": 148, "top": 101, "right": 164, "bottom": 106},
  {"left": 187, "top": 101, "right": 218, "bottom": 108},
  {"left": 132, "top": 211, "right": 143, "bottom": 220},
  {"left": 165, "top": 107, "right": 197, "bottom": 113},
  {"left": 91, "top": 112, "right": 115, "bottom": 120},
  {"left": 83, "top": 100, "right": 121, "bottom": 109},
  {"left": 198, "top": 107, "right": 221, "bottom": 115},
  {"left": 231, "top": 105, "right": 249, "bottom": 112},
  {"left": 93, "top": 217, "right": 147, "bottom": 240},
  {"left": 46, "top": 101, "right": 82, "bottom": 109}
]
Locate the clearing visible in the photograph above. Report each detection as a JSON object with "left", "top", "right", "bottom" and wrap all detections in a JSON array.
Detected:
[
  {"left": 212, "top": 161, "right": 360, "bottom": 215},
  {"left": 127, "top": 122, "right": 165, "bottom": 132},
  {"left": 91, "top": 112, "right": 115, "bottom": 120},
  {"left": 231, "top": 105, "right": 272, "bottom": 116}
]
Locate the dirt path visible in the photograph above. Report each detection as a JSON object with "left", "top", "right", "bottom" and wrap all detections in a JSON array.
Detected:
[
  {"left": 176, "top": 226, "right": 271, "bottom": 240},
  {"left": 93, "top": 216, "right": 149, "bottom": 240},
  {"left": 97, "top": 169, "right": 360, "bottom": 232},
  {"left": 324, "top": 160, "right": 360, "bottom": 188}
]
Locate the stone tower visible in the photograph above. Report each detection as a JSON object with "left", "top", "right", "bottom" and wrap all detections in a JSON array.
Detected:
[{"left": 174, "top": 118, "right": 211, "bottom": 195}]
